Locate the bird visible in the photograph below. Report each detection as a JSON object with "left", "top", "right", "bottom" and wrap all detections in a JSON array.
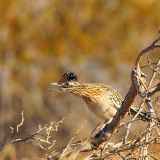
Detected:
[{"left": 50, "top": 72, "right": 151, "bottom": 122}]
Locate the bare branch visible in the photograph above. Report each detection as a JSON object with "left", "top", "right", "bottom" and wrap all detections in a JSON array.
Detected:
[
  {"left": 10, "top": 110, "right": 24, "bottom": 134},
  {"left": 135, "top": 37, "right": 160, "bottom": 68},
  {"left": 42, "top": 35, "right": 160, "bottom": 160},
  {"left": 91, "top": 36, "right": 160, "bottom": 148},
  {"left": 11, "top": 118, "right": 64, "bottom": 150},
  {"left": 16, "top": 110, "right": 24, "bottom": 132}
]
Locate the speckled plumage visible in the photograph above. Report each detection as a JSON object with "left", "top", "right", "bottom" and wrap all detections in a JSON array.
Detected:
[
  {"left": 51, "top": 72, "right": 126, "bottom": 122},
  {"left": 69, "top": 83, "right": 123, "bottom": 121},
  {"left": 50, "top": 72, "right": 152, "bottom": 122}
]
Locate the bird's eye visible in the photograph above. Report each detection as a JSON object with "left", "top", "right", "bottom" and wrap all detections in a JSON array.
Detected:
[
  {"left": 65, "top": 82, "right": 69, "bottom": 86},
  {"left": 62, "top": 82, "right": 70, "bottom": 88}
]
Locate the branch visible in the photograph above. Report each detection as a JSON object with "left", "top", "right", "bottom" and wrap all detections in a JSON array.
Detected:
[
  {"left": 42, "top": 35, "right": 160, "bottom": 159},
  {"left": 147, "top": 82, "right": 160, "bottom": 97},
  {"left": 92, "top": 82, "right": 137, "bottom": 147},
  {"left": 91, "top": 36, "right": 160, "bottom": 148},
  {"left": 11, "top": 118, "right": 64, "bottom": 150},
  {"left": 135, "top": 37, "right": 160, "bottom": 68}
]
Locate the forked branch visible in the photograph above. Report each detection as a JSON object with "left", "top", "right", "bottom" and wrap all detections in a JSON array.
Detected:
[
  {"left": 92, "top": 36, "right": 160, "bottom": 148},
  {"left": 42, "top": 36, "right": 160, "bottom": 160}
]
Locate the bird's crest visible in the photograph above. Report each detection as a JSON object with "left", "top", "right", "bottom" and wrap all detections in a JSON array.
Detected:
[{"left": 58, "top": 72, "right": 78, "bottom": 84}]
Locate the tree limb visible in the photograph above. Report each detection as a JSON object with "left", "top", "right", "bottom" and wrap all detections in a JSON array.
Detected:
[{"left": 91, "top": 36, "right": 160, "bottom": 148}]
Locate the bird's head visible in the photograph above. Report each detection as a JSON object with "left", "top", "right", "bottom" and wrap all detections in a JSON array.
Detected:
[{"left": 50, "top": 72, "right": 80, "bottom": 92}]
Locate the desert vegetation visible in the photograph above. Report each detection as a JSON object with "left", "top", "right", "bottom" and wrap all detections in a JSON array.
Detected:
[{"left": 0, "top": 0, "right": 160, "bottom": 160}]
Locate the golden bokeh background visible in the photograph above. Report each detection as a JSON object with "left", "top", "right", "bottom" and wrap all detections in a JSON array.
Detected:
[{"left": 0, "top": 0, "right": 160, "bottom": 159}]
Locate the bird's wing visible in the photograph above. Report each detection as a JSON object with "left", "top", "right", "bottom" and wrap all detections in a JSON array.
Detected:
[{"left": 108, "top": 88, "right": 123, "bottom": 110}]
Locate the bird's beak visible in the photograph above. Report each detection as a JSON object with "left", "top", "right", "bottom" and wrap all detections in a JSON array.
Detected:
[
  {"left": 49, "top": 82, "right": 73, "bottom": 92},
  {"left": 49, "top": 83, "right": 62, "bottom": 91},
  {"left": 49, "top": 83, "right": 61, "bottom": 90}
]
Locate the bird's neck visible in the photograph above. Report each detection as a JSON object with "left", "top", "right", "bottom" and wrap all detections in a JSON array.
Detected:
[{"left": 70, "top": 85, "right": 102, "bottom": 98}]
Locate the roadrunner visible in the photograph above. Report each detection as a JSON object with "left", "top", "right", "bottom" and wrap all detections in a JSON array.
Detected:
[{"left": 50, "top": 72, "right": 150, "bottom": 122}]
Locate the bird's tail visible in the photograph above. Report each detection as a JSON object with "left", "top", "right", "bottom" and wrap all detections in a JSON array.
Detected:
[{"left": 129, "top": 107, "right": 160, "bottom": 123}]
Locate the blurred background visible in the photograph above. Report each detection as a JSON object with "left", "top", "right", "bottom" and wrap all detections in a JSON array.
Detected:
[{"left": 0, "top": 0, "right": 160, "bottom": 159}]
